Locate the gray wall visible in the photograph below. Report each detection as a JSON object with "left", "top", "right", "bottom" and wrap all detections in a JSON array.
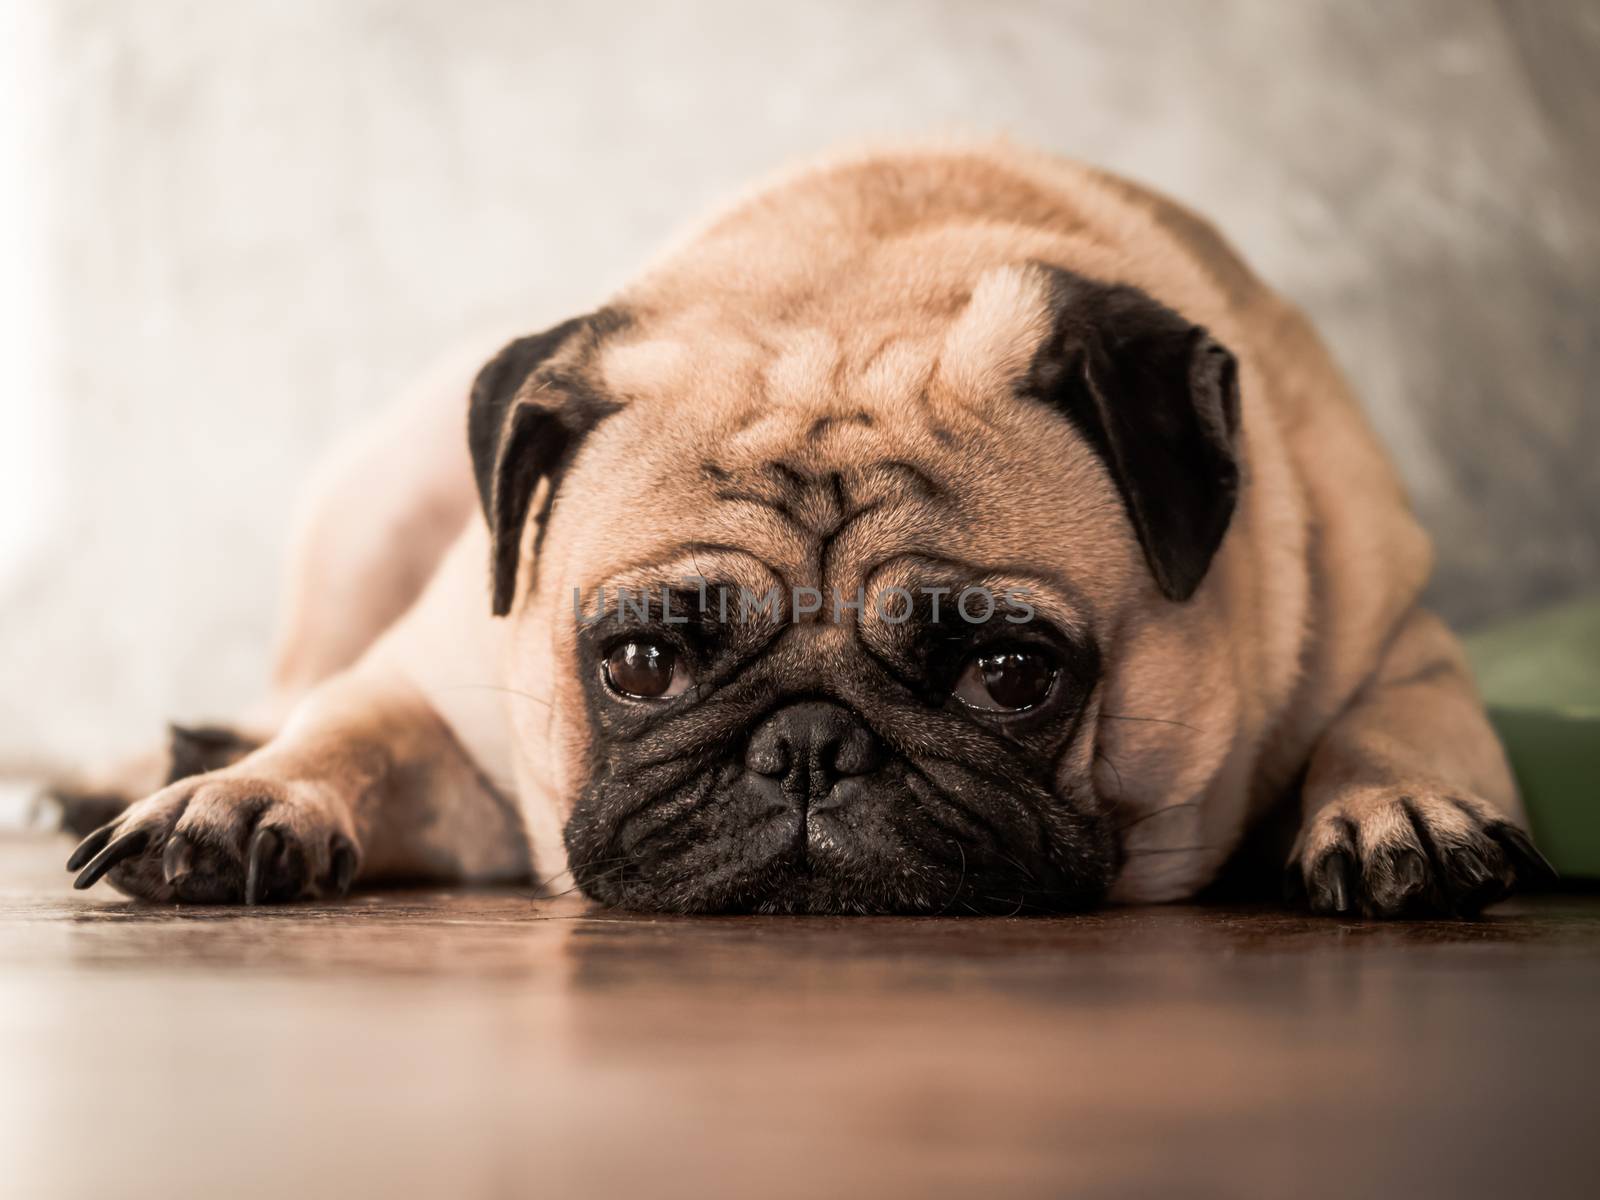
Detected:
[{"left": 3, "top": 0, "right": 1597, "bottom": 773}]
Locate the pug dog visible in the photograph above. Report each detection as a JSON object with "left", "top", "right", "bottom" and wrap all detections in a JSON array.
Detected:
[{"left": 61, "top": 140, "right": 1553, "bottom": 916}]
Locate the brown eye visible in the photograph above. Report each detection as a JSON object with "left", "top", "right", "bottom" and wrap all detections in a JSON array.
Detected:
[
  {"left": 953, "top": 648, "right": 1058, "bottom": 713},
  {"left": 603, "top": 640, "right": 692, "bottom": 700}
]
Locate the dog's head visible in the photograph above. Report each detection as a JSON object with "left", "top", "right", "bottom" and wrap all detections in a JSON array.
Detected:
[{"left": 468, "top": 255, "right": 1240, "bottom": 914}]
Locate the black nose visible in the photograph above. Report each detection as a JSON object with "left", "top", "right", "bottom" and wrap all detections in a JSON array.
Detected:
[{"left": 745, "top": 701, "right": 884, "bottom": 798}]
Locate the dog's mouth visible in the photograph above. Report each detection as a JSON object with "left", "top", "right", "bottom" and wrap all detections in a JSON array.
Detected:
[{"left": 563, "top": 752, "right": 1116, "bottom": 916}]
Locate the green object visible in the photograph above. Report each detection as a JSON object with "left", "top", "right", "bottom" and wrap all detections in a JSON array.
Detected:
[{"left": 1466, "top": 597, "right": 1600, "bottom": 879}]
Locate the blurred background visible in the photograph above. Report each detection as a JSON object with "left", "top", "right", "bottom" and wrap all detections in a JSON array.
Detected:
[{"left": 1, "top": 0, "right": 1597, "bottom": 787}]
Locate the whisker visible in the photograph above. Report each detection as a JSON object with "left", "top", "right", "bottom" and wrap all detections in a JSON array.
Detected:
[
  {"left": 1094, "top": 747, "right": 1125, "bottom": 800},
  {"left": 539, "top": 857, "right": 638, "bottom": 901},
  {"left": 1101, "top": 712, "right": 1202, "bottom": 733},
  {"left": 907, "top": 769, "right": 1043, "bottom": 884},
  {"left": 1122, "top": 843, "right": 1226, "bottom": 857},
  {"left": 937, "top": 841, "right": 968, "bottom": 915},
  {"left": 529, "top": 852, "right": 640, "bottom": 898},
  {"left": 436, "top": 684, "right": 554, "bottom": 711},
  {"left": 1118, "top": 800, "right": 1201, "bottom": 833}
]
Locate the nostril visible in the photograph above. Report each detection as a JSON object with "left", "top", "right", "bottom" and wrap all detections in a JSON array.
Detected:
[
  {"left": 830, "top": 725, "right": 884, "bottom": 778},
  {"left": 744, "top": 728, "right": 789, "bottom": 778}
]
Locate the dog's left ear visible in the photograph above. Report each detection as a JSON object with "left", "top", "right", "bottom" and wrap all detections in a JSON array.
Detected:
[
  {"left": 1023, "top": 266, "right": 1242, "bottom": 602},
  {"left": 468, "top": 313, "right": 623, "bottom": 616}
]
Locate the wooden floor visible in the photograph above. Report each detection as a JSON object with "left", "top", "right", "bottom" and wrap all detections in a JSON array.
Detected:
[{"left": 2, "top": 834, "right": 1597, "bottom": 1199}]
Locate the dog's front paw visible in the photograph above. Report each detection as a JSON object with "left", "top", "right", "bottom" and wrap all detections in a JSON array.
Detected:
[
  {"left": 65, "top": 772, "right": 360, "bottom": 904},
  {"left": 1286, "top": 789, "right": 1555, "bottom": 918}
]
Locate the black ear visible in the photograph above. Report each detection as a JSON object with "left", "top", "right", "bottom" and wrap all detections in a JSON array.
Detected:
[
  {"left": 1021, "top": 267, "right": 1242, "bottom": 602},
  {"left": 468, "top": 314, "right": 622, "bottom": 616}
]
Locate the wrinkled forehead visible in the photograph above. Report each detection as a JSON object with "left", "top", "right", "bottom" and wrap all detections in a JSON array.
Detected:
[
  {"left": 601, "top": 259, "right": 1054, "bottom": 424},
  {"left": 538, "top": 264, "right": 1141, "bottom": 623}
]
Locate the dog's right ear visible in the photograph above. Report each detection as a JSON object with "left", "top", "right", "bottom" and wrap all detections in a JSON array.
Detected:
[{"left": 467, "top": 313, "right": 622, "bottom": 616}]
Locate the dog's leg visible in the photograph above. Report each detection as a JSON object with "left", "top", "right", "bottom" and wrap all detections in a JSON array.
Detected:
[
  {"left": 67, "top": 520, "right": 528, "bottom": 903},
  {"left": 63, "top": 660, "right": 529, "bottom": 903},
  {"left": 1287, "top": 608, "right": 1554, "bottom": 917}
]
